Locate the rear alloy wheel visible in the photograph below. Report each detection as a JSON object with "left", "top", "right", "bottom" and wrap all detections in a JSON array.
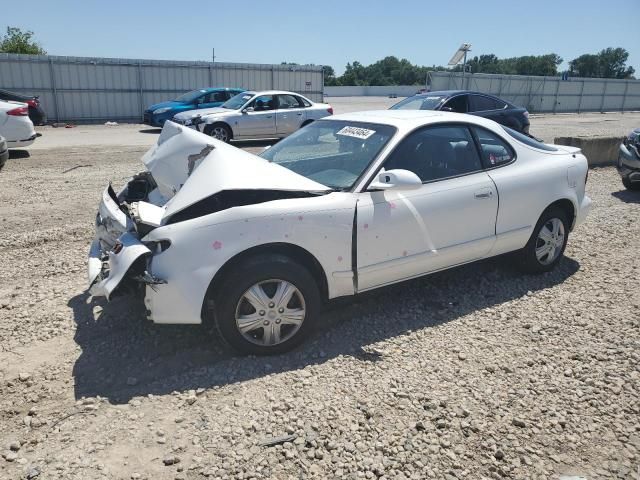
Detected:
[
  {"left": 518, "top": 207, "right": 569, "bottom": 273},
  {"left": 210, "top": 255, "right": 320, "bottom": 355},
  {"left": 205, "top": 123, "right": 231, "bottom": 143}
]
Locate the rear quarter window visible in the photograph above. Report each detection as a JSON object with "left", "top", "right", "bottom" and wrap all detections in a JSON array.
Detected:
[{"left": 472, "top": 127, "right": 516, "bottom": 167}]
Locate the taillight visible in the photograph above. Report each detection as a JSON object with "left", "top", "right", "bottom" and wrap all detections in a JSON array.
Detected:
[
  {"left": 26, "top": 99, "right": 38, "bottom": 108},
  {"left": 327, "top": 106, "right": 333, "bottom": 115},
  {"left": 7, "top": 106, "right": 29, "bottom": 116}
]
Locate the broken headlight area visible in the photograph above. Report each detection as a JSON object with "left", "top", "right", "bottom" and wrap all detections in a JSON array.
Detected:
[{"left": 121, "top": 171, "right": 157, "bottom": 203}]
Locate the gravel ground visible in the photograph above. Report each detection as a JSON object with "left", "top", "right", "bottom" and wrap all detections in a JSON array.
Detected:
[{"left": 0, "top": 117, "right": 639, "bottom": 480}]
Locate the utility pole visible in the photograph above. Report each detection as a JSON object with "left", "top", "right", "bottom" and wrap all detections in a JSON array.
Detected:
[{"left": 212, "top": 48, "right": 215, "bottom": 64}]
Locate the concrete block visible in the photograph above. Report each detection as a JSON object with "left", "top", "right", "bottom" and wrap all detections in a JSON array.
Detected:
[{"left": 554, "top": 136, "right": 621, "bottom": 167}]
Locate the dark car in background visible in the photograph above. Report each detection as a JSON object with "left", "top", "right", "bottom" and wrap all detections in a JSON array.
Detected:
[
  {"left": 617, "top": 128, "right": 640, "bottom": 190},
  {"left": 0, "top": 89, "right": 47, "bottom": 125},
  {"left": 390, "top": 90, "right": 530, "bottom": 134},
  {"left": 144, "top": 87, "right": 245, "bottom": 127}
]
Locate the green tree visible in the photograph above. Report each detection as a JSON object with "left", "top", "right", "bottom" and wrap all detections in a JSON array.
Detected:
[
  {"left": 0, "top": 26, "right": 46, "bottom": 54},
  {"left": 322, "top": 65, "right": 339, "bottom": 86},
  {"left": 569, "top": 48, "right": 634, "bottom": 79}
]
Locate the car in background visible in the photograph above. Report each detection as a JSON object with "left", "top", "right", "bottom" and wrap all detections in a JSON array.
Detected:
[
  {"left": 144, "top": 88, "right": 245, "bottom": 127},
  {"left": 172, "top": 90, "right": 333, "bottom": 142},
  {"left": 87, "top": 110, "right": 590, "bottom": 354},
  {"left": 0, "top": 89, "right": 47, "bottom": 125},
  {"left": 390, "top": 90, "right": 530, "bottom": 134},
  {"left": 617, "top": 128, "right": 640, "bottom": 190},
  {"left": 0, "top": 100, "right": 37, "bottom": 149},
  {"left": 0, "top": 135, "right": 8, "bottom": 170}
]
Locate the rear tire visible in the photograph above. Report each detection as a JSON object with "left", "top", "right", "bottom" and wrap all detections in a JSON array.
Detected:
[
  {"left": 207, "top": 255, "right": 320, "bottom": 355},
  {"left": 517, "top": 207, "right": 569, "bottom": 274},
  {"left": 204, "top": 123, "right": 232, "bottom": 143}
]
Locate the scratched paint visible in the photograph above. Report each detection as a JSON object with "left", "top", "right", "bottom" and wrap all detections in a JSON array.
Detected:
[{"left": 212, "top": 241, "right": 222, "bottom": 250}]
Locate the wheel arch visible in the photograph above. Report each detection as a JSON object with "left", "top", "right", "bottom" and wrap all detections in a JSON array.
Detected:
[
  {"left": 301, "top": 119, "right": 314, "bottom": 127},
  {"left": 543, "top": 198, "right": 576, "bottom": 230},
  {"left": 202, "top": 242, "right": 329, "bottom": 319},
  {"left": 204, "top": 121, "right": 234, "bottom": 140}
]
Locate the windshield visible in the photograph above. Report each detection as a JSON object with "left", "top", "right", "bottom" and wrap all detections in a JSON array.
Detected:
[
  {"left": 222, "top": 92, "right": 254, "bottom": 110},
  {"left": 260, "top": 120, "right": 396, "bottom": 189},
  {"left": 174, "top": 90, "right": 206, "bottom": 103},
  {"left": 390, "top": 95, "right": 443, "bottom": 111}
]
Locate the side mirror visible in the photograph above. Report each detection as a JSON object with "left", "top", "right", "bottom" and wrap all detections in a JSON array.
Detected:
[
  {"left": 441, "top": 106, "right": 453, "bottom": 112},
  {"left": 242, "top": 106, "right": 254, "bottom": 113},
  {"left": 369, "top": 169, "right": 422, "bottom": 191}
]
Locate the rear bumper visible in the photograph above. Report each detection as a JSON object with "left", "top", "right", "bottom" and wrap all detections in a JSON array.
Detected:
[
  {"left": 7, "top": 133, "right": 37, "bottom": 148},
  {"left": 574, "top": 195, "right": 592, "bottom": 229}
]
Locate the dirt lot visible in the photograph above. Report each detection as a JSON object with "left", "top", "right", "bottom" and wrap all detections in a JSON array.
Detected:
[{"left": 0, "top": 107, "right": 639, "bottom": 480}]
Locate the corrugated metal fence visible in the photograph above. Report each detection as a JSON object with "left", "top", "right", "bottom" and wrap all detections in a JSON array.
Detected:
[
  {"left": 428, "top": 72, "right": 640, "bottom": 113},
  {"left": 0, "top": 54, "right": 324, "bottom": 122}
]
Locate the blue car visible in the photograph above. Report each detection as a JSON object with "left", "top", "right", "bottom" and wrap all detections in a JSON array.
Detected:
[{"left": 144, "top": 87, "right": 245, "bottom": 127}]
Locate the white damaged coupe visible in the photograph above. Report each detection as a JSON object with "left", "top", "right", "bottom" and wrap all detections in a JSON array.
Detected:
[{"left": 88, "top": 111, "right": 591, "bottom": 354}]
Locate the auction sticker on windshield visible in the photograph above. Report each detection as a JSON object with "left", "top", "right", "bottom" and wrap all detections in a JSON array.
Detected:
[{"left": 336, "top": 126, "right": 376, "bottom": 139}]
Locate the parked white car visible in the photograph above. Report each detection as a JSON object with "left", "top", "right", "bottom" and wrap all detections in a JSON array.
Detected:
[
  {"left": 0, "top": 100, "right": 37, "bottom": 148},
  {"left": 88, "top": 110, "right": 591, "bottom": 354},
  {"left": 172, "top": 90, "right": 333, "bottom": 142}
]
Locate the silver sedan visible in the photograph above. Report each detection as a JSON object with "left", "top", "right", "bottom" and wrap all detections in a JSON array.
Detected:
[{"left": 172, "top": 90, "right": 333, "bottom": 142}]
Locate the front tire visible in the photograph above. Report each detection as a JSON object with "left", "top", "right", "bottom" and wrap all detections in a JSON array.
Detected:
[
  {"left": 622, "top": 177, "right": 640, "bottom": 190},
  {"left": 517, "top": 207, "right": 569, "bottom": 273},
  {"left": 209, "top": 255, "right": 320, "bottom": 355},
  {"left": 204, "top": 123, "right": 232, "bottom": 143}
]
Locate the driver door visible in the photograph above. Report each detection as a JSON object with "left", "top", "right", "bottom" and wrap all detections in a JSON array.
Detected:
[
  {"left": 236, "top": 94, "right": 276, "bottom": 138},
  {"left": 356, "top": 124, "right": 498, "bottom": 291}
]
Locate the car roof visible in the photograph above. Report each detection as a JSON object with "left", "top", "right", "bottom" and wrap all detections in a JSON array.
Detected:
[
  {"left": 326, "top": 109, "right": 506, "bottom": 132},
  {"left": 201, "top": 87, "right": 244, "bottom": 92},
  {"left": 241, "top": 90, "right": 310, "bottom": 96}
]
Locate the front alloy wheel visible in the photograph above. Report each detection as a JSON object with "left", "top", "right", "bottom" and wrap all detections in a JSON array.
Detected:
[
  {"left": 235, "top": 280, "right": 306, "bottom": 347},
  {"left": 205, "top": 123, "right": 231, "bottom": 143},
  {"left": 210, "top": 254, "right": 320, "bottom": 355}
]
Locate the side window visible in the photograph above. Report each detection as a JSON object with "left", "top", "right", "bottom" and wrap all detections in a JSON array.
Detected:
[
  {"left": 469, "top": 95, "right": 499, "bottom": 112},
  {"left": 277, "top": 94, "right": 302, "bottom": 109},
  {"left": 494, "top": 98, "right": 508, "bottom": 110},
  {"left": 442, "top": 95, "right": 468, "bottom": 113},
  {"left": 250, "top": 95, "right": 275, "bottom": 111},
  {"left": 472, "top": 127, "right": 515, "bottom": 167},
  {"left": 300, "top": 97, "right": 312, "bottom": 107},
  {"left": 212, "top": 91, "right": 228, "bottom": 102},
  {"left": 385, "top": 125, "right": 483, "bottom": 182}
]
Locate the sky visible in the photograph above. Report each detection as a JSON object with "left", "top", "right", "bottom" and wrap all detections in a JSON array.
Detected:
[{"left": 2, "top": 0, "right": 638, "bottom": 76}]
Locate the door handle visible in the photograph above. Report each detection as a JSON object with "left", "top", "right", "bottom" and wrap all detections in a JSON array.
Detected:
[
  {"left": 266, "top": 115, "right": 273, "bottom": 118},
  {"left": 474, "top": 189, "right": 493, "bottom": 199},
  {"left": 296, "top": 113, "right": 303, "bottom": 116}
]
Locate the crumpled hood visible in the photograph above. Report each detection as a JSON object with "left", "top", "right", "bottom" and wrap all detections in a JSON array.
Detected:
[
  {"left": 173, "top": 107, "right": 228, "bottom": 121},
  {"left": 141, "top": 121, "right": 330, "bottom": 222}
]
